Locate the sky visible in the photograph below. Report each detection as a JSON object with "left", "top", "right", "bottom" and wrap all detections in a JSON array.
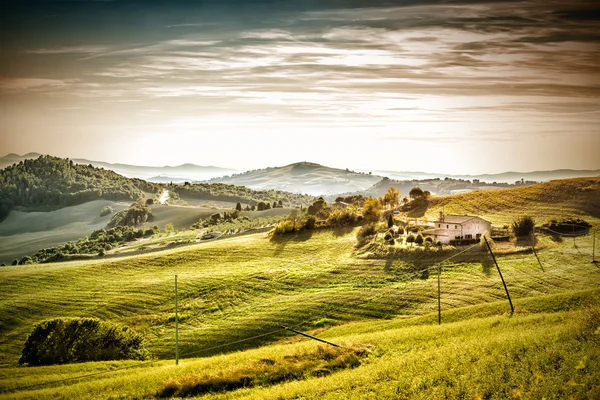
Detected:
[{"left": 1, "top": 0, "right": 599, "bottom": 174}]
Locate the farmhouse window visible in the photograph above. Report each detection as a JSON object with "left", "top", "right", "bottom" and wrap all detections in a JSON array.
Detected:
[
  {"left": 455, "top": 225, "right": 457, "bottom": 229},
  {"left": 446, "top": 225, "right": 449, "bottom": 229}
]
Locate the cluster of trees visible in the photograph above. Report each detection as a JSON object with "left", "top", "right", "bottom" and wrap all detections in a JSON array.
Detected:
[
  {"left": 192, "top": 210, "right": 244, "bottom": 229},
  {"left": 0, "top": 155, "right": 159, "bottom": 222},
  {"left": 19, "top": 318, "right": 149, "bottom": 366},
  {"left": 173, "top": 183, "right": 314, "bottom": 209},
  {"left": 273, "top": 197, "right": 363, "bottom": 235},
  {"left": 13, "top": 224, "right": 160, "bottom": 265},
  {"left": 108, "top": 203, "right": 154, "bottom": 228},
  {"left": 234, "top": 200, "right": 284, "bottom": 212}
]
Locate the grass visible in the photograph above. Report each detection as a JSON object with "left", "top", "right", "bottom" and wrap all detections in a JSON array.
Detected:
[
  {"left": 411, "top": 177, "right": 600, "bottom": 225},
  {"left": 0, "top": 200, "right": 129, "bottom": 264},
  {"left": 0, "top": 290, "right": 598, "bottom": 399},
  {"left": 0, "top": 179, "right": 599, "bottom": 398}
]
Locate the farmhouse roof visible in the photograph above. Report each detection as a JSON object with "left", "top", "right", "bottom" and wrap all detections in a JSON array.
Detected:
[{"left": 437, "top": 214, "right": 490, "bottom": 224}]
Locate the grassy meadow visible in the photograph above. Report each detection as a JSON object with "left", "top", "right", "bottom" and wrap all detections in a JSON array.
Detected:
[{"left": 0, "top": 178, "right": 599, "bottom": 398}]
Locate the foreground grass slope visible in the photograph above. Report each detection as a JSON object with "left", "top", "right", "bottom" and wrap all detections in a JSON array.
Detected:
[
  {"left": 0, "top": 226, "right": 598, "bottom": 367},
  {"left": 1, "top": 289, "right": 598, "bottom": 399}
]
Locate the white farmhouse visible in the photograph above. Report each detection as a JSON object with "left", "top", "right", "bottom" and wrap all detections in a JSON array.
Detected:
[{"left": 423, "top": 212, "right": 492, "bottom": 244}]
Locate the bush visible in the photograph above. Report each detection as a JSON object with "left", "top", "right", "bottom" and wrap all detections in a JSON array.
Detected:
[
  {"left": 362, "top": 197, "right": 382, "bottom": 222},
  {"left": 357, "top": 223, "right": 376, "bottom": 241},
  {"left": 273, "top": 220, "right": 296, "bottom": 235},
  {"left": 303, "top": 216, "right": 316, "bottom": 230},
  {"left": 19, "top": 318, "right": 149, "bottom": 366},
  {"left": 415, "top": 233, "right": 424, "bottom": 246},
  {"left": 327, "top": 208, "right": 357, "bottom": 227},
  {"left": 406, "top": 234, "right": 416, "bottom": 244},
  {"left": 100, "top": 206, "right": 114, "bottom": 217},
  {"left": 512, "top": 216, "right": 535, "bottom": 237}
]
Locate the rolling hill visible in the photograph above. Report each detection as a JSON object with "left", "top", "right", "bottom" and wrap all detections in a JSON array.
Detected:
[
  {"left": 208, "top": 162, "right": 383, "bottom": 196},
  {"left": 0, "top": 153, "right": 238, "bottom": 182},
  {"left": 369, "top": 168, "right": 600, "bottom": 184},
  {"left": 0, "top": 178, "right": 598, "bottom": 398}
]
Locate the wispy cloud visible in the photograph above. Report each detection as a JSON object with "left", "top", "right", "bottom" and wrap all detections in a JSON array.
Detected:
[{"left": 2, "top": 0, "right": 599, "bottom": 171}]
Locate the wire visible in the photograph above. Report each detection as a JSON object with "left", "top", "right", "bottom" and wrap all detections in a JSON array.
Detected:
[
  {"left": 6, "top": 328, "right": 288, "bottom": 394},
  {"left": 178, "top": 328, "right": 287, "bottom": 358}
]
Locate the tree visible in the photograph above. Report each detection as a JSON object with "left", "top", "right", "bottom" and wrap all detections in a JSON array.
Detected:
[
  {"left": 235, "top": 202, "right": 242, "bottom": 212},
  {"left": 512, "top": 216, "right": 535, "bottom": 237},
  {"left": 387, "top": 214, "right": 394, "bottom": 229},
  {"left": 288, "top": 209, "right": 300, "bottom": 230},
  {"left": 307, "top": 197, "right": 327, "bottom": 216},
  {"left": 415, "top": 233, "right": 424, "bottom": 246},
  {"left": 19, "top": 318, "right": 149, "bottom": 366},
  {"left": 409, "top": 187, "right": 424, "bottom": 200},
  {"left": 164, "top": 223, "right": 175, "bottom": 235},
  {"left": 406, "top": 234, "right": 416, "bottom": 245},
  {"left": 362, "top": 197, "right": 382, "bottom": 222},
  {"left": 383, "top": 187, "right": 400, "bottom": 209},
  {"left": 423, "top": 190, "right": 431, "bottom": 200}
]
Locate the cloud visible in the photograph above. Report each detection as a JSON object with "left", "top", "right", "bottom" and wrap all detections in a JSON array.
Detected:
[{"left": 3, "top": 0, "right": 599, "bottom": 149}]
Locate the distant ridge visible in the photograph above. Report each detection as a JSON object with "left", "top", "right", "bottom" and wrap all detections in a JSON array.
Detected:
[
  {"left": 0, "top": 153, "right": 239, "bottom": 181},
  {"left": 208, "top": 161, "right": 382, "bottom": 196}
]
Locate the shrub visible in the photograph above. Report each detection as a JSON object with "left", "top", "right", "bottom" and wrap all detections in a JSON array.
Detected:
[
  {"left": 406, "top": 234, "right": 416, "bottom": 245},
  {"left": 512, "top": 216, "right": 535, "bottom": 237},
  {"left": 273, "top": 220, "right": 296, "bottom": 235},
  {"left": 100, "top": 206, "right": 113, "bottom": 217},
  {"left": 415, "top": 233, "right": 424, "bottom": 246},
  {"left": 327, "top": 208, "right": 357, "bottom": 227},
  {"left": 362, "top": 197, "right": 382, "bottom": 222},
  {"left": 19, "top": 318, "right": 149, "bottom": 366},
  {"left": 164, "top": 223, "right": 175, "bottom": 235},
  {"left": 303, "top": 216, "right": 316, "bottom": 230},
  {"left": 357, "top": 223, "right": 376, "bottom": 241}
]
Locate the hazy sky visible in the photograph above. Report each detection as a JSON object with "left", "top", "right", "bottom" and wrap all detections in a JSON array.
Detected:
[{"left": 1, "top": 0, "right": 599, "bottom": 174}]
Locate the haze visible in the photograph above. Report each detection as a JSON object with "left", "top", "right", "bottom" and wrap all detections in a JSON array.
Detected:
[{"left": 1, "top": 0, "right": 599, "bottom": 174}]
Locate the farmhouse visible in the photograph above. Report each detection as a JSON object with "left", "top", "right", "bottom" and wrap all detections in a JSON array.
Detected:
[{"left": 423, "top": 212, "right": 491, "bottom": 244}]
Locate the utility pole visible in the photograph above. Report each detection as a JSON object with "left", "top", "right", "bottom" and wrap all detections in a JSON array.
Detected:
[
  {"left": 593, "top": 228, "right": 597, "bottom": 264},
  {"left": 484, "top": 237, "right": 514, "bottom": 315},
  {"left": 437, "top": 264, "right": 441, "bottom": 325},
  {"left": 175, "top": 275, "right": 179, "bottom": 365}
]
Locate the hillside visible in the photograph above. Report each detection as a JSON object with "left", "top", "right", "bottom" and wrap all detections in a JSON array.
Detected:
[
  {"left": 409, "top": 177, "right": 600, "bottom": 224},
  {"left": 208, "top": 162, "right": 382, "bottom": 196},
  {"left": 0, "top": 155, "right": 159, "bottom": 222},
  {"left": 0, "top": 224, "right": 598, "bottom": 398},
  {"left": 371, "top": 168, "right": 600, "bottom": 184},
  {"left": 0, "top": 153, "right": 238, "bottom": 182},
  {"left": 0, "top": 177, "right": 598, "bottom": 398}
]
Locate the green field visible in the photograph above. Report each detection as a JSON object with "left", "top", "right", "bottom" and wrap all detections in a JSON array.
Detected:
[
  {"left": 0, "top": 179, "right": 599, "bottom": 398},
  {"left": 0, "top": 200, "right": 130, "bottom": 264}
]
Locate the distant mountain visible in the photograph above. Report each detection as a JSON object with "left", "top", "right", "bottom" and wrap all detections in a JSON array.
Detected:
[
  {"left": 0, "top": 153, "right": 43, "bottom": 168},
  {"left": 0, "top": 154, "right": 238, "bottom": 181},
  {"left": 369, "top": 169, "right": 600, "bottom": 184},
  {"left": 208, "top": 162, "right": 383, "bottom": 196}
]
